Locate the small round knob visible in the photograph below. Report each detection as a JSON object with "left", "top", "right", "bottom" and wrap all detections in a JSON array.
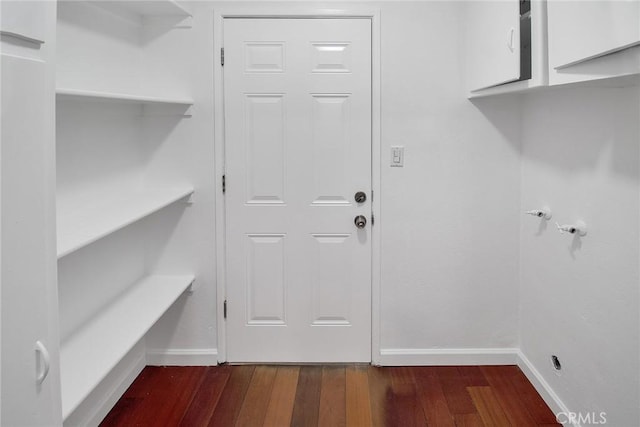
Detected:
[
  {"left": 354, "top": 215, "right": 367, "bottom": 229},
  {"left": 355, "top": 191, "right": 367, "bottom": 204}
]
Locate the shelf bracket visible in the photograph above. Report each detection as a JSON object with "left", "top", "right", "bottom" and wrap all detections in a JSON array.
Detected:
[{"left": 186, "top": 279, "right": 196, "bottom": 294}]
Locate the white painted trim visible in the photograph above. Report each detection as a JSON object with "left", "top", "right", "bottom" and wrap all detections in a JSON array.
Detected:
[
  {"left": 146, "top": 348, "right": 219, "bottom": 366},
  {"left": 213, "top": 6, "right": 382, "bottom": 364},
  {"left": 516, "top": 351, "right": 577, "bottom": 427},
  {"left": 213, "top": 7, "right": 227, "bottom": 364},
  {"left": 378, "top": 348, "right": 519, "bottom": 366},
  {"left": 214, "top": 6, "right": 382, "bottom": 19},
  {"left": 370, "top": 7, "right": 383, "bottom": 368}
]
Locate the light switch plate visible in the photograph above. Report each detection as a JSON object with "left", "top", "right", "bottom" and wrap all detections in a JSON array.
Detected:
[{"left": 391, "top": 146, "right": 404, "bottom": 167}]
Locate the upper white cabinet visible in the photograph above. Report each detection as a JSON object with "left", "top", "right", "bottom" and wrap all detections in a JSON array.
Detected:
[
  {"left": 547, "top": 0, "right": 640, "bottom": 86},
  {"left": 466, "top": 0, "right": 639, "bottom": 97},
  {"left": 466, "top": 1, "right": 549, "bottom": 97},
  {"left": 467, "top": 0, "right": 522, "bottom": 91},
  {"left": 548, "top": 0, "right": 640, "bottom": 69}
]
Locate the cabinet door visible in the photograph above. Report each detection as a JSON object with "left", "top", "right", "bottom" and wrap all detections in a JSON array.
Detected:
[
  {"left": 548, "top": 0, "right": 640, "bottom": 69},
  {"left": 1, "top": 2, "right": 62, "bottom": 425},
  {"left": 467, "top": 0, "right": 521, "bottom": 91},
  {"left": 1, "top": 53, "right": 61, "bottom": 427}
]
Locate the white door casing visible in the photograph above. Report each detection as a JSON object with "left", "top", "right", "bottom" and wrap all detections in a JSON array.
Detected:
[{"left": 223, "top": 18, "right": 372, "bottom": 362}]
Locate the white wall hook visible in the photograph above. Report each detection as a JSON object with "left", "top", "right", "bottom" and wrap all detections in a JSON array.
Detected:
[
  {"left": 556, "top": 221, "right": 587, "bottom": 236},
  {"left": 525, "top": 208, "right": 552, "bottom": 220}
]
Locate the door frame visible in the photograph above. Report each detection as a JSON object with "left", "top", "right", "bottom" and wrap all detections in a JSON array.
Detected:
[{"left": 213, "top": 6, "right": 382, "bottom": 364}]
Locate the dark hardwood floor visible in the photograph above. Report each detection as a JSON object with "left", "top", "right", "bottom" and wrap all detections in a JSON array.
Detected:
[{"left": 100, "top": 365, "right": 560, "bottom": 426}]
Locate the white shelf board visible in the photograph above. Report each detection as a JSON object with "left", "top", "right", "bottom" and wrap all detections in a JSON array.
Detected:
[
  {"left": 56, "top": 88, "right": 193, "bottom": 107},
  {"left": 468, "top": 78, "right": 544, "bottom": 98},
  {"left": 60, "top": 274, "right": 194, "bottom": 419},
  {"left": 469, "top": 71, "right": 640, "bottom": 99},
  {"left": 57, "top": 187, "right": 194, "bottom": 258},
  {"left": 94, "top": 0, "right": 191, "bottom": 17}
]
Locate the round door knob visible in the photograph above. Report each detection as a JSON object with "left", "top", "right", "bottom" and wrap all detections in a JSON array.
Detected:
[
  {"left": 354, "top": 215, "right": 367, "bottom": 229},
  {"left": 354, "top": 191, "right": 367, "bottom": 203}
]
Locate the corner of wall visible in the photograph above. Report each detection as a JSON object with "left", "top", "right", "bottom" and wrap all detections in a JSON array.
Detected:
[
  {"left": 516, "top": 350, "right": 578, "bottom": 427},
  {"left": 516, "top": 93, "right": 527, "bottom": 353}
]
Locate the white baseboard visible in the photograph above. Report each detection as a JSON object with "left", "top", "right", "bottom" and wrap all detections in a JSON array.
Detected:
[
  {"left": 63, "top": 346, "right": 573, "bottom": 427},
  {"left": 378, "top": 347, "right": 519, "bottom": 366},
  {"left": 146, "top": 348, "right": 218, "bottom": 366},
  {"left": 516, "top": 351, "right": 577, "bottom": 427}
]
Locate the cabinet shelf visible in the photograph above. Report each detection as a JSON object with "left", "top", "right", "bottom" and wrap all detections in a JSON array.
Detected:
[
  {"left": 94, "top": 0, "right": 191, "bottom": 18},
  {"left": 60, "top": 274, "right": 194, "bottom": 419},
  {"left": 56, "top": 88, "right": 193, "bottom": 107},
  {"left": 57, "top": 187, "right": 194, "bottom": 258}
]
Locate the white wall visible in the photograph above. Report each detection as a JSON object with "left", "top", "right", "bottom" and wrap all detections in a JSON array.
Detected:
[
  {"left": 186, "top": 1, "right": 522, "bottom": 363},
  {"left": 378, "top": 2, "right": 521, "bottom": 359},
  {"left": 142, "top": 4, "right": 218, "bottom": 364},
  {"left": 373, "top": 1, "right": 522, "bottom": 361},
  {"left": 519, "top": 86, "right": 640, "bottom": 426},
  {"left": 135, "top": 2, "right": 640, "bottom": 423},
  {"left": 54, "top": 1, "right": 640, "bottom": 424}
]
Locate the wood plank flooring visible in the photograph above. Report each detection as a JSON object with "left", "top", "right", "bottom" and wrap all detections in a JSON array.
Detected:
[{"left": 100, "top": 365, "right": 560, "bottom": 427}]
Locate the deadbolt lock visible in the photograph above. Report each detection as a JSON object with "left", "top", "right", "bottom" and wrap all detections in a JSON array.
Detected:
[
  {"left": 354, "top": 191, "right": 367, "bottom": 203},
  {"left": 354, "top": 215, "right": 367, "bottom": 229}
]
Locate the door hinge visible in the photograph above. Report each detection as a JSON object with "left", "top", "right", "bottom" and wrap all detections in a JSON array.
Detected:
[
  {"left": 371, "top": 212, "right": 375, "bottom": 226},
  {"left": 221, "top": 48, "right": 224, "bottom": 66},
  {"left": 222, "top": 174, "right": 226, "bottom": 194},
  {"left": 223, "top": 300, "right": 227, "bottom": 319}
]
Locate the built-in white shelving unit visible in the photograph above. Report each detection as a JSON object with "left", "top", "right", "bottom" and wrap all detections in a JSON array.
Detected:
[
  {"left": 56, "top": 0, "right": 195, "bottom": 422},
  {"left": 57, "top": 187, "right": 194, "bottom": 258},
  {"left": 60, "top": 274, "right": 195, "bottom": 418},
  {"left": 56, "top": 88, "right": 193, "bottom": 107}
]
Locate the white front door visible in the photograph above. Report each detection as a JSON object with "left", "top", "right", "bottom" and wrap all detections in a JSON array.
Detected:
[{"left": 224, "top": 18, "right": 372, "bottom": 362}]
